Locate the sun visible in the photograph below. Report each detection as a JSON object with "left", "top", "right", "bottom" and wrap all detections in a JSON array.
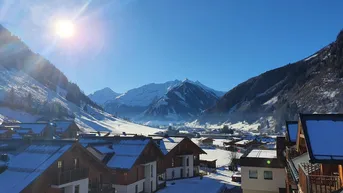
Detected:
[{"left": 55, "top": 20, "right": 75, "bottom": 38}]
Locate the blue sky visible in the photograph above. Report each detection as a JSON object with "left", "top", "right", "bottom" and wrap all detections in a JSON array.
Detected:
[{"left": 1, "top": 0, "right": 343, "bottom": 94}]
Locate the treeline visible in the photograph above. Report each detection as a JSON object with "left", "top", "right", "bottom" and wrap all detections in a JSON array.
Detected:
[
  {"left": 0, "top": 25, "right": 102, "bottom": 110},
  {"left": 1, "top": 88, "right": 72, "bottom": 119}
]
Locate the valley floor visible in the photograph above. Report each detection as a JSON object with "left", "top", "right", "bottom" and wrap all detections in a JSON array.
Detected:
[{"left": 158, "top": 168, "right": 240, "bottom": 193}]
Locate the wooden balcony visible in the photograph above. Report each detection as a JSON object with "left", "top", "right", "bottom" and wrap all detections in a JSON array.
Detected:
[
  {"left": 52, "top": 168, "right": 89, "bottom": 186},
  {"left": 286, "top": 146, "right": 300, "bottom": 160},
  {"left": 299, "top": 163, "right": 341, "bottom": 193},
  {"left": 89, "top": 183, "right": 115, "bottom": 193}
]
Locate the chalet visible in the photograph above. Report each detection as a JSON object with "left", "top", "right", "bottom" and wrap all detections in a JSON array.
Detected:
[
  {"left": 198, "top": 137, "right": 214, "bottom": 146},
  {"left": 1, "top": 123, "right": 51, "bottom": 139},
  {"left": 285, "top": 114, "right": 343, "bottom": 193},
  {"left": 52, "top": 120, "right": 80, "bottom": 138},
  {"left": 153, "top": 136, "right": 206, "bottom": 180},
  {"left": 240, "top": 148, "right": 286, "bottom": 193},
  {"left": 199, "top": 159, "right": 217, "bottom": 173},
  {"left": 0, "top": 139, "right": 112, "bottom": 193},
  {"left": 0, "top": 128, "right": 14, "bottom": 139},
  {"left": 81, "top": 136, "right": 165, "bottom": 193}
]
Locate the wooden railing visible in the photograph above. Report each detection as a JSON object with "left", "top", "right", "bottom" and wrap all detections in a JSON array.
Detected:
[
  {"left": 53, "top": 168, "right": 89, "bottom": 185},
  {"left": 299, "top": 163, "right": 341, "bottom": 193},
  {"left": 89, "top": 183, "right": 115, "bottom": 193},
  {"left": 286, "top": 146, "right": 300, "bottom": 160}
]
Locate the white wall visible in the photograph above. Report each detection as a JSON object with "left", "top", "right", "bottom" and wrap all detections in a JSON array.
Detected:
[
  {"left": 143, "top": 161, "right": 157, "bottom": 193},
  {"left": 61, "top": 178, "right": 88, "bottom": 193},
  {"left": 166, "top": 167, "right": 182, "bottom": 180},
  {"left": 114, "top": 179, "right": 145, "bottom": 193},
  {"left": 241, "top": 166, "right": 285, "bottom": 193},
  {"left": 165, "top": 154, "right": 195, "bottom": 180}
]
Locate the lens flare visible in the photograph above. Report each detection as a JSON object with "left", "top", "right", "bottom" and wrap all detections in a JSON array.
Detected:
[{"left": 55, "top": 20, "right": 75, "bottom": 38}]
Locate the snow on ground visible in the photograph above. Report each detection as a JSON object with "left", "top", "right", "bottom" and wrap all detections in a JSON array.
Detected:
[
  {"left": 201, "top": 148, "right": 243, "bottom": 167},
  {"left": 158, "top": 169, "right": 240, "bottom": 193},
  {"left": 263, "top": 96, "right": 278, "bottom": 106},
  {"left": 304, "top": 53, "right": 318, "bottom": 61},
  {"left": 0, "top": 67, "right": 162, "bottom": 135}
]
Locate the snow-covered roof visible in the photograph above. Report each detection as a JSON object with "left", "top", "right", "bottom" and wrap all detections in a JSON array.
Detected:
[
  {"left": 301, "top": 114, "right": 343, "bottom": 162},
  {"left": 8, "top": 123, "right": 48, "bottom": 134},
  {"left": 154, "top": 137, "right": 184, "bottom": 155},
  {"left": 11, "top": 134, "right": 22, "bottom": 139},
  {"left": 54, "top": 121, "right": 75, "bottom": 133},
  {"left": 286, "top": 121, "right": 298, "bottom": 143},
  {"left": 235, "top": 140, "right": 252, "bottom": 145},
  {"left": 86, "top": 138, "right": 151, "bottom": 170},
  {"left": 200, "top": 149, "right": 243, "bottom": 167},
  {"left": 0, "top": 130, "right": 8, "bottom": 134},
  {"left": 246, "top": 149, "right": 277, "bottom": 159},
  {"left": 0, "top": 144, "right": 72, "bottom": 193}
]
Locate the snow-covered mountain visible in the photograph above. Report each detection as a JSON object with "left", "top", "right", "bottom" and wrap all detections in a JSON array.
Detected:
[
  {"left": 88, "top": 87, "right": 120, "bottom": 106},
  {"left": 0, "top": 24, "right": 161, "bottom": 135},
  {"left": 143, "top": 80, "right": 219, "bottom": 121},
  {"left": 100, "top": 79, "right": 224, "bottom": 120},
  {"left": 202, "top": 29, "right": 343, "bottom": 132}
]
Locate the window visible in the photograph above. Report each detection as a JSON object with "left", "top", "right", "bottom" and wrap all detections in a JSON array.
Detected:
[
  {"left": 187, "top": 168, "right": 189, "bottom": 177},
  {"left": 172, "top": 170, "right": 175, "bottom": 179},
  {"left": 151, "top": 165, "right": 153, "bottom": 177},
  {"left": 264, "top": 171, "right": 273, "bottom": 180},
  {"left": 74, "top": 158, "right": 79, "bottom": 168},
  {"left": 57, "top": 161, "right": 63, "bottom": 169},
  {"left": 186, "top": 157, "right": 189, "bottom": 166},
  {"left": 74, "top": 185, "right": 80, "bottom": 193},
  {"left": 135, "top": 184, "right": 138, "bottom": 193},
  {"left": 172, "top": 158, "right": 174, "bottom": 167},
  {"left": 249, "top": 170, "right": 258, "bottom": 179}
]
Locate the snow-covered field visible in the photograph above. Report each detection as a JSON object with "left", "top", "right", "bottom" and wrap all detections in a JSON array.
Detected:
[
  {"left": 0, "top": 67, "right": 162, "bottom": 135},
  {"left": 201, "top": 148, "right": 243, "bottom": 167},
  {"left": 158, "top": 168, "right": 240, "bottom": 193}
]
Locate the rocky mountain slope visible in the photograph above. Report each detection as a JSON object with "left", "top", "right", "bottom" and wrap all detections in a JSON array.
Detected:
[
  {"left": 88, "top": 87, "right": 120, "bottom": 106},
  {"left": 99, "top": 79, "right": 224, "bottom": 119},
  {"left": 0, "top": 24, "right": 161, "bottom": 135},
  {"left": 143, "top": 80, "right": 219, "bottom": 121},
  {"left": 203, "top": 30, "right": 343, "bottom": 131}
]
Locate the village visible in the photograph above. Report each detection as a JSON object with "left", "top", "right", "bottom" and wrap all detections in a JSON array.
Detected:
[{"left": 0, "top": 113, "right": 340, "bottom": 193}]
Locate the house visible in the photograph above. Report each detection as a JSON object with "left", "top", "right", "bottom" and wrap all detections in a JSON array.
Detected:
[
  {"left": 1, "top": 123, "right": 52, "bottom": 139},
  {"left": 0, "top": 139, "right": 112, "bottom": 193},
  {"left": 285, "top": 114, "right": 343, "bottom": 193},
  {"left": 199, "top": 159, "right": 217, "bottom": 173},
  {"left": 198, "top": 137, "right": 214, "bottom": 146},
  {"left": 153, "top": 136, "right": 206, "bottom": 180},
  {"left": 81, "top": 136, "right": 165, "bottom": 193},
  {"left": 0, "top": 128, "right": 14, "bottom": 139},
  {"left": 52, "top": 120, "right": 80, "bottom": 138},
  {"left": 240, "top": 149, "right": 286, "bottom": 193}
]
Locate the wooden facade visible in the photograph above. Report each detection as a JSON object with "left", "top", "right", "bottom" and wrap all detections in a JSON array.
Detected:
[
  {"left": 113, "top": 141, "right": 164, "bottom": 186},
  {"left": 162, "top": 138, "right": 204, "bottom": 169},
  {"left": 285, "top": 117, "right": 343, "bottom": 193},
  {"left": 20, "top": 143, "right": 113, "bottom": 193}
]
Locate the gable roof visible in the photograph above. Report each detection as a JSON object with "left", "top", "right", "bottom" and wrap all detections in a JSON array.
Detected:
[
  {"left": 300, "top": 113, "right": 343, "bottom": 164},
  {"left": 4, "top": 123, "right": 48, "bottom": 134},
  {"left": 153, "top": 137, "right": 206, "bottom": 155},
  {"left": 285, "top": 121, "right": 298, "bottom": 143},
  {"left": 53, "top": 121, "right": 77, "bottom": 133},
  {"left": 153, "top": 137, "right": 184, "bottom": 155},
  {"left": 83, "top": 137, "right": 152, "bottom": 170},
  {"left": 0, "top": 142, "right": 72, "bottom": 193}
]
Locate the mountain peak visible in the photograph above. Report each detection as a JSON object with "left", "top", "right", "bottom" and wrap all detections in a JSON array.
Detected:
[{"left": 88, "top": 87, "right": 120, "bottom": 106}]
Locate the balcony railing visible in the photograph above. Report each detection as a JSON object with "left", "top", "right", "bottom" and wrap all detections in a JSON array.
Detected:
[
  {"left": 299, "top": 163, "right": 341, "bottom": 193},
  {"left": 286, "top": 146, "right": 300, "bottom": 160},
  {"left": 53, "top": 168, "right": 89, "bottom": 186},
  {"left": 89, "top": 183, "right": 115, "bottom": 193}
]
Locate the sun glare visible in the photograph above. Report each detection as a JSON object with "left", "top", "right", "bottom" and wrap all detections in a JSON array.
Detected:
[{"left": 55, "top": 20, "right": 75, "bottom": 38}]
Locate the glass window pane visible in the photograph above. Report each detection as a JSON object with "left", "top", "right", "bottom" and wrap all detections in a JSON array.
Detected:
[
  {"left": 264, "top": 171, "right": 273, "bottom": 180},
  {"left": 249, "top": 170, "right": 258, "bottom": 179}
]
